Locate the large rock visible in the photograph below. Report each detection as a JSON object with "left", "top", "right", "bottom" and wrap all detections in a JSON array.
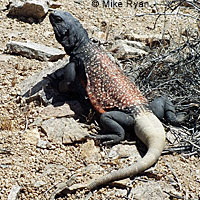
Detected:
[
  {"left": 122, "top": 33, "right": 170, "bottom": 48},
  {"left": 18, "top": 57, "right": 85, "bottom": 117},
  {"left": 6, "top": 41, "right": 65, "bottom": 61},
  {"left": 131, "top": 181, "right": 176, "bottom": 200},
  {"left": 39, "top": 101, "right": 83, "bottom": 118},
  {"left": 8, "top": 0, "right": 49, "bottom": 20},
  {"left": 40, "top": 104, "right": 75, "bottom": 118},
  {"left": 41, "top": 118, "right": 89, "bottom": 144},
  {"left": 18, "top": 58, "right": 68, "bottom": 98},
  {"left": 109, "top": 40, "right": 148, "bottom": 59}
]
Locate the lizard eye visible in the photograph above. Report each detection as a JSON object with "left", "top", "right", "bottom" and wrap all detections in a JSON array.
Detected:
[{"left": 54, "top": 16, "right": 63, "bottom": 23}]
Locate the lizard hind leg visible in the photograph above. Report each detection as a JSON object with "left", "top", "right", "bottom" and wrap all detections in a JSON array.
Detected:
[{"left": 93, "top": 111, "right": 134, "bottom": 145}]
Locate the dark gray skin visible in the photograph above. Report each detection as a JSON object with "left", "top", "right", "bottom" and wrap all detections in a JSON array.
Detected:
[
  {"left": 48, "top": 10, "right": 178, "bottom": 198},
  {"left": 150, "top": 96, "right": 180, "bottom": 126},
  {"left": 49, "top": 11, "right": 90, "bottom": 55}
]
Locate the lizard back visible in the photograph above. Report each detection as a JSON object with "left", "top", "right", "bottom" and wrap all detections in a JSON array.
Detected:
[{"left": 81, "top": 42, "right": 148, "bottom": 114}]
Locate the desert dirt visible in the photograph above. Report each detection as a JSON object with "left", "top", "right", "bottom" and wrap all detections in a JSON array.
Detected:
[{"left": 0, "top": 0, "right": 200, "bottom": 199}]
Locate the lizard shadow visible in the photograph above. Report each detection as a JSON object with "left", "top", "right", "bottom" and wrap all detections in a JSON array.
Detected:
[
  {"left": 125, "top": 131, "right": 147, "bottom": 158},
  {"left": 21, "top": 65, "right": 93, "bottom": 121}
]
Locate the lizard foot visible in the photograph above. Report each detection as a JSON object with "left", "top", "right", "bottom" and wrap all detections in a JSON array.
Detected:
[{"left": 88, "top": 133, "right": 120, "bottom": 145}]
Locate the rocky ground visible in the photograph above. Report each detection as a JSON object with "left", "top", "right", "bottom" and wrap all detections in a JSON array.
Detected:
[{"left": 0, "top": 0, "right": 200, "bottom": 199}]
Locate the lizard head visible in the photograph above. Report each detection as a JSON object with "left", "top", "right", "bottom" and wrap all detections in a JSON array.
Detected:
[{"left": 49, "top": 10, "right": 90, "bottom": 55}]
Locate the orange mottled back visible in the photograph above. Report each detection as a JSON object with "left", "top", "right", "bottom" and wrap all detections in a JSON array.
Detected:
[{"left": 81, "top": 42, "right": 148, "bottom": 114}]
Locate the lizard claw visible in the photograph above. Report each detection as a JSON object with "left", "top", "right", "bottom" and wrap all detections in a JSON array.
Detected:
[
  {"left": 87, "top": 133, "right": 105, "bottom": 141},
  {"left": 43, "top": 74, "right": 61, "bottom": 91},
  {"left": 88, "top": 134, "right": 116, "bottom": 146},
  {"left": 87, "top": 133, "right": 99, "bottom": 139}
]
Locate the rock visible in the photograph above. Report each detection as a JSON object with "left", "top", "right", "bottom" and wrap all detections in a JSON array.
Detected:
[
  {"left": 6, "top": 41, "right": 65, "bottom": 61},
  {"left": 41, "top": 118, "right": 89, "bottom": 144},
  {"left": 40, "top": 103, "right": 75, "bottom": 118},
  {"left": 109, "top": 40, "right": 148, "bottom": 59},
  {"left": 49, "top": 1, "right": 62, "bottom": 8},
  {"left": 109, "top": 144, "right": 141, "bottom": 160},
  {"left": 34, "top": 180, "right": 46, "bottom": 187},
  {"left": 7, "top": 31, "right": 22, "bottom": 39},
  {"left": 30, "top": 117, "right": 43, "bottom": 127},
  {"left": 0, "top": 164, "right": 10, "bottom": 169},
  {"left": 36, "top": 139, "right": 52, "bottom": 149},
  {"left": 41, "top": 118, "right": 63, "bottom": 143},
  {"left": 80, "top": 140, "right": 101, "bottom": 162},
  {"left": 23, "top": 128, "right": 40, "bottom": 145},
  {"left": 18, "top": 58, "right": 68, "bottom": 97},
  {"left": 92, "top": 31, "right": 107, "bottom": 42},
  {"left": 8, "top": 0, "right": 49, "bottom": 20},
  {"left": 132, "top": 181, "right": 170, "bottom": 200},
  {"left": 122, "top": 33, "right": 170, "bottom": 48},
  {"left": 62, "top": 118, "right": 89, "bottom": 144},
  {"left": 18, "top": 57, "right": 85, "bottom": 114},
  {"left": 7, "top": 184, "right": 21, "bottom": 200},
  {"left": 41, "top": 100, "right": 84, "bottom": 116},
  {"left": 0, "top": 54, "right": 15, "bottom": 62},
  {"left": 111, "top": 178, "right": 131, "bottom": 188},
  {"left": 107, "top": 188, "right": 128, "bottom": 197}
]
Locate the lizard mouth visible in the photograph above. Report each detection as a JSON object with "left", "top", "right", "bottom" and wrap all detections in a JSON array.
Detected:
[{"left": 49, "top": 12, "right": 55, "bottom": 26}]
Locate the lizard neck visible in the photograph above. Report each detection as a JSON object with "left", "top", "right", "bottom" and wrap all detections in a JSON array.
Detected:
[{"left": 69, "top": 40, "right": 92, "bottom": 57}]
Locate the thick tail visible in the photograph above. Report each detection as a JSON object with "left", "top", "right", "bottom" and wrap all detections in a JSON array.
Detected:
[{"left": 86, "top": 112, "right": 165, "bottom": 191}]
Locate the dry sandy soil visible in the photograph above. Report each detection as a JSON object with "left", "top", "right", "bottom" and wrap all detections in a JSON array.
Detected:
[{"left": 0, "top": 0, "right": 200, "bottom": 199}]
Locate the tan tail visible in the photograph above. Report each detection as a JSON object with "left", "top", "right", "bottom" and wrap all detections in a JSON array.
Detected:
[{"left": 86, "top": 112, "right": 165, "bottom": 190}]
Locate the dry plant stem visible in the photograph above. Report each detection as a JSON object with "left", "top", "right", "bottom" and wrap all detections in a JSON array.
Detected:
[
  {"left": 183, "top": 0, "right": 200, "bottom": 11},
  {"left": 182, "top": 139, "right": 200, "bottom": 150},
  {"left": 135, "top": 13, "right": 200, "bottom": 21},
  {"left": 183, "top": 151, "right": 198, "bottom": 157},
  {"left": 162, "top": 146, "right": 192, "bottom": 154},
  {"left": 165, "top": 161, "right": 182, "bottom": 191},
  {"left": 136, "top": 0, "right": 200, "bottom": 21}
]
